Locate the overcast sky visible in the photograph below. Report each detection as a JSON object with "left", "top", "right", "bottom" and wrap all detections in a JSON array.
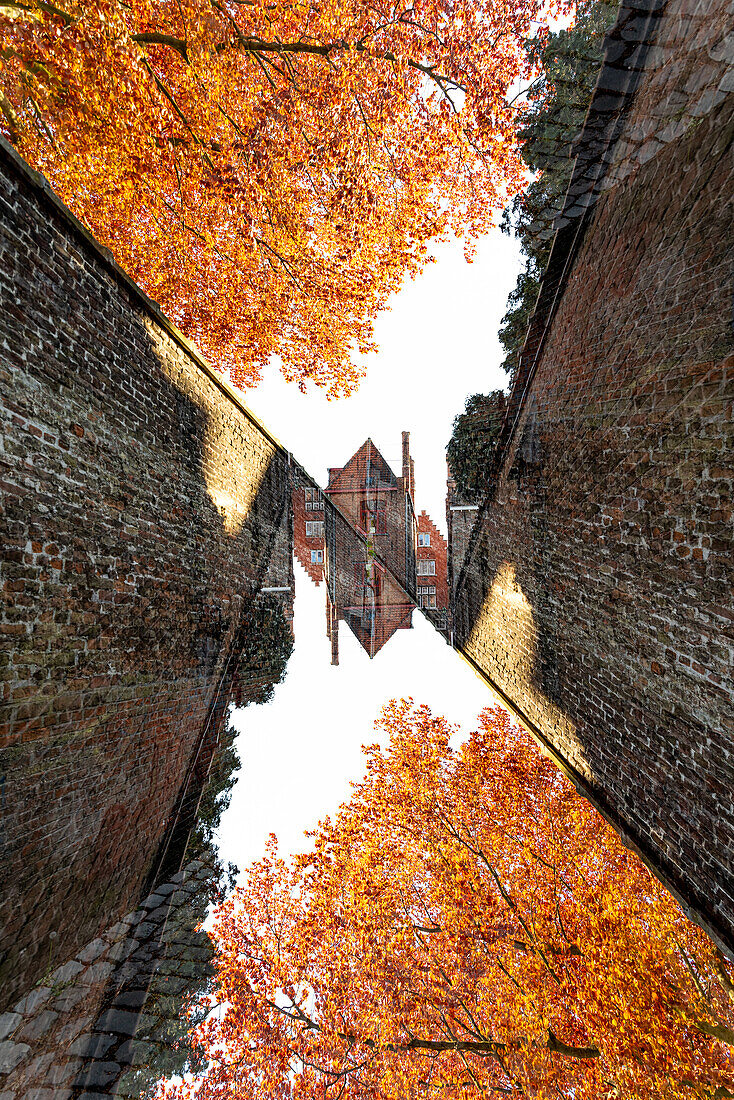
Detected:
[{"left": 218, "top": 559, "right": 505, "bottom": 875}]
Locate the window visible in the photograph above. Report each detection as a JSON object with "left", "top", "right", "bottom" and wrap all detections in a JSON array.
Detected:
[
  {"left": 354, "top": 562, "right": 380, "bottom": 597},
  {"left": 359, "top": 502, "right": 387, "bottom": 534},
  {"left": 306, "top": 521, "right": 324, "bottom": 538},
  {"left": 417, "top": 559, "right": 436, "bottom": 576},
  {"left": 417, "top": 585, "right": 436, "bottom": 609},
  {"left": 305, "top": 489, "right": 324, "bottom": 511},
  {"left": 418, "top": 532, "right": 431, "bottom": 547},
  {"left": 311, "top": 550, "right": 323, "bottom": 564}
]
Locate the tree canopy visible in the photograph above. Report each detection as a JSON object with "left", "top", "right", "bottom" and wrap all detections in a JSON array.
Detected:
[
  {"left": 0, "top": 0, "right": 556, "bottom": 395},
  {"left": 161, "top": 702, "right": 734, "bottom": 1100},
  {"left": 498, "top": 0, "right": 618, "bottom": 380},
  {"left": 446, "top": 389, "right": 506, "bottom": 501}
]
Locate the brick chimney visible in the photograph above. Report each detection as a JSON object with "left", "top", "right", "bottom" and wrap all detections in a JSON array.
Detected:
[
  {"left": 326, "top": 590, "right": 339, "bottom": 665},
  {"left": 402, "top": 431, "right": 414, "bottom": 501}
]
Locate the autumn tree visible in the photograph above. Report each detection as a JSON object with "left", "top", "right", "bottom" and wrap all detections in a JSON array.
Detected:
[
  {"left": 161, "top": 702, "right": 734, "bottom": 1100},
  {"left": 0, "top": 0, "right": 555, "bottom": 395}
]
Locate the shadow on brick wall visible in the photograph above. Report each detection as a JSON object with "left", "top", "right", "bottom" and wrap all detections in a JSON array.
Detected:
[
  {"left": 450, "top": 86, "right": 734, "bottom": 953},
  {"left": 0, "top": 134, "right": 303, "bottom": 1015}
]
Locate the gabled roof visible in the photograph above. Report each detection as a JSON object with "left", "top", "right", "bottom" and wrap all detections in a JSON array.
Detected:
[
  {"left": 417, "top": 510, "right": 447, "bottom": 545},
  {"left": 344, "top": 599, "right": 414, "bottom": 658},
  {"left": 326, "top": 439, "right": 398, "bottom": 493}
]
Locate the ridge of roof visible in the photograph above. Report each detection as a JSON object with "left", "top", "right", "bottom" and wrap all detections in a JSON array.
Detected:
[{"left": 326, "top": 438, "right": 398, "bottom": 492}]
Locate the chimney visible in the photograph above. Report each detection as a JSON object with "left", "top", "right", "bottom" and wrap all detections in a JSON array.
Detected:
[
  {"left": 402, "top": 432, "right": 413, "bottom": 500},
  {"left": 330, "top": 612, "right": 339, "bottom": 666},
  {"left": 326, "top": 590, "right": 339, "bottom": 665}
]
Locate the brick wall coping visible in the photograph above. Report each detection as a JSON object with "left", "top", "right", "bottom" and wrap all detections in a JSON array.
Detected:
[
  {"left": 452, "top": 0, "right": 734, "bottom": 595},
  {"left": 453, "top": 0, "right": 669, "bottom": 602},
  {"left": 495, "top": 0, "right": 665, "bottom": 480}
]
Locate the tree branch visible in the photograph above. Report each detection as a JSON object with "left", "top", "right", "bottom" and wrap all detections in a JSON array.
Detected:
[
  {"left": 546, "top": 1028, "right": 600, "bottom": 1060},
  {"left": 0, "top": 0, "right": 73, "bottom": 26},
  {"left": 133, "top": 32, "right": 190, "bottom": 62}
]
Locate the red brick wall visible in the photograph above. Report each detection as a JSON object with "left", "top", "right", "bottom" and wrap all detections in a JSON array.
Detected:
[
  {"left": 416, "top": 511, "right": 448, "bottom": 612},
  {"left": 293, "top": 486, "right": 326, "bottom": 584},
  {"left": 325, "top": 439, "right": 417, "bottom": 594},
  {"left": 452, "top": 0, "right": 734, "bottom": 953}
]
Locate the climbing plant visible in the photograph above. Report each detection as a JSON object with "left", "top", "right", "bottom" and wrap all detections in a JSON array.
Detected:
[{"left": 446, "top": 389, "right": 507, "bottom": 502}]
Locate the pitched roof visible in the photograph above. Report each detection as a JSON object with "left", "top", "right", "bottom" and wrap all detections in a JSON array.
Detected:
[
  {"left": 326, "top": 439, "right": 398, "bottom": 493},
  {"left": 344, "top": 598, "right": 414, "bottom": 658}
]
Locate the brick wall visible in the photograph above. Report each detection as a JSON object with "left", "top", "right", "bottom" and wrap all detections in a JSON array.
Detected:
[
  {"left": 453, "top": 0, "right": 734, "bottom": 953},
  {"left": 0, "top": 137, "right": 300, "bottom": 1009},
  {"left": 325, "top": 438, "right": 418, "bottom": 594},
  {"left": 416, "top": 511, "right": 448, "bottom": 614}
]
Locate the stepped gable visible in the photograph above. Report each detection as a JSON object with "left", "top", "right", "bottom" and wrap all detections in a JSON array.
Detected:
[
  {"left": 416, "top": 510, "right": 449, "bottom": 614},
  {"left": 293, "top": 483, "right": 325, "bottom": 585}
]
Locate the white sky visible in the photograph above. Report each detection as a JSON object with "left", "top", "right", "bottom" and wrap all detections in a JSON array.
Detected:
[
  {"left": 241, "top": 227, "right": 522, "bottom": 533},
  {"left": 217, "top": 228, "right": 523, "bottom": 874},
  {"left": 217, "top": 559, "right": 505, "bottom": 875}
]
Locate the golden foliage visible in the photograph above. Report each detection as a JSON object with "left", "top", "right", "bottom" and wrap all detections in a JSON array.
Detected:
[
  {"left": 0, "top": 0, "right": 551, "bottom": 393},
  {"left": 162, "top": 702, "right": 734, "bottom": 1099}
]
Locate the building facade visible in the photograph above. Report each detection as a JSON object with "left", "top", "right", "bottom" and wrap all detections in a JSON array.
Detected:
[
  {"left": 293, "top": 434, "right": 449, "bottom": 660},
  {"left": 325, "top": 434, "right": 417, "bottom": 593},
  {"left": 416, "top": 510, "right": 449, "bottom": 627}
]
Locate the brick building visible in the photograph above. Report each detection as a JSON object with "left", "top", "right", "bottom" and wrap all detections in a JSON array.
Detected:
[
  {"left": 293, "top": 482, "right": 326, "bottom": 585},
  {"left": 325, "top": 434, "right": 417, "bottom": 592},
  {"left": 416, "top": 511, "right": 449, "bottom": 625},
  {"left": 293, "top": 435, "right": 449, "bottom": 659}
]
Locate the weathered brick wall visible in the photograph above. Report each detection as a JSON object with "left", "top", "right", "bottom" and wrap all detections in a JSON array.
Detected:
[
  {"left": 0, "top": 854, "right": 220, "bottom": 1098},
  {"left": 0, "top": 588, "right": 295, "bottom": 1099},
  {"left": 0, "top": 138, "right": 298, "bottom": 1009},
  {"left": 454, "top": 0, "right": 734, "bottom": 952}
]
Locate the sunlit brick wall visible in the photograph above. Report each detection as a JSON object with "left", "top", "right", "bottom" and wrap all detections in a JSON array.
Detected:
[{"left": 453, "top": 0, "right": 734, "bottom": 952}]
